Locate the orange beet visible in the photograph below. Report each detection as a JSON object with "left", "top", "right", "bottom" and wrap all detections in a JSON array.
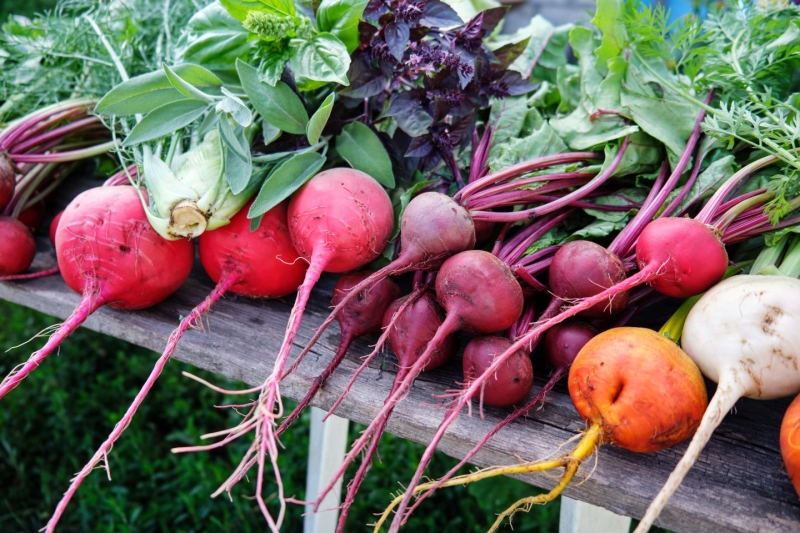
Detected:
[
  {"left": 781, "top": 393, "right": 800, "bottom": 497},
  {"left": 568, "top": 327, "right": 707, "bottom": 453}
]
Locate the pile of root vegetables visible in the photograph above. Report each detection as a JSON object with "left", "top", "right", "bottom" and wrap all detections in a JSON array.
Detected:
[{"left": 5, "top": 0, "right": 800, "bottom": 531}]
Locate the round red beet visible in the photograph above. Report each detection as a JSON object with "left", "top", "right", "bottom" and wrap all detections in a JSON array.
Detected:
[
  {"left": 0, "top": 216, "right": 35, "bottom": 275},
  {"left": 463, "top": 336, "right": 533, "bottom": 407}
]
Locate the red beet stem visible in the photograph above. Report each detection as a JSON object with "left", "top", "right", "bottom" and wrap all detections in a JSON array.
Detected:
[
  {"left": 0, "top": 288, "right": 105, "bottom": 399},
  {"left": 44, "top": 272, "right": 237, "bottom": 533}
]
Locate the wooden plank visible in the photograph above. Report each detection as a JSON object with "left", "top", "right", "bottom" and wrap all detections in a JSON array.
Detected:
[
  {"left": 2, "top": 252, "right": 800, "bottom": 533},
  {"left": 559, "top": 498, "right": 631, "bottom": 533}
]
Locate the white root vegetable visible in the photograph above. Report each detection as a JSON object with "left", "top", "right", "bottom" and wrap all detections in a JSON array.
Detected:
[{"left": 635, "top": 274, "right": 800, "bottom": 532}]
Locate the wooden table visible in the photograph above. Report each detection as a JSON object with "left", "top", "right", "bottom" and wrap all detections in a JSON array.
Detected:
[{"left": 3, "top": 241, "right": 800, "bottom": 533}]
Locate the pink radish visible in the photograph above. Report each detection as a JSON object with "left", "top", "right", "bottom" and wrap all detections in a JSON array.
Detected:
[
  {"left": 312, "top": 249, "right": 524, "bottom": 516},
  {"left": 334, "top": 289, "right": 458, "bottom": 532},
  {"left": 277, "top": 271, "right": 401, "bottom": 435},
  {"left": 0, "top": 217, "right": 35, "bottom": 276},
  {"left": 0, "top": 186, "right": 194, "bottom": 399},
  {"left": 286, "top": 191, "right": 475, "bottom": 373},
  {"left": 49, "top": 210, "right": 63, "bottom": 249},
  {"left": 463, "top": 336, "right": 533, "bottom": 408},
  {"left": 43, "top": 200, "right": 307, "bottom": 533},
  {"left": 387, "top": 216, "right": 728, "bottom": 530}
]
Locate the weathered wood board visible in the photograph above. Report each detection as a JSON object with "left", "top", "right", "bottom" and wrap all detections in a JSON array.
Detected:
[{"left": 2, "top": 251, "right": 800, "bottom": 533}]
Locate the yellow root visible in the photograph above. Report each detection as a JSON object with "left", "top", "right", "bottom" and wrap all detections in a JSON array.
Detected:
[{"left": 373, "top": 423, "right": 602, "bottom": 532}]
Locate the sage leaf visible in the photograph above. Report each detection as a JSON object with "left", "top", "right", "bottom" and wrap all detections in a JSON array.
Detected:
[
  {"left": 306, "top": 93, "right": 334, "bottom": 145},
  {"left": 248, "top": 151, "right": 325, "bottom": 218},
  {"left": 123, "top": 100, "right": 208, "bottom": 146},
  {"left": 236, "top": 59, "right": 308, "bottom": 134},
  {"left": 217, "top": 87, "right": 253, "bottom": 127},
  {"left": 336, "top": 122, "right": 395, "bottom": 188},
  {"left": 164, "top": 64, "right": 217, "bottom": 103}
]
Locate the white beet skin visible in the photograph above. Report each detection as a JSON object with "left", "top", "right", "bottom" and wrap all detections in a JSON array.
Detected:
[{"left": 635, "top": 275, "right": 800, "bottom": 532}]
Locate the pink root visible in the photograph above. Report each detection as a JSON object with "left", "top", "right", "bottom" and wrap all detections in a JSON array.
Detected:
[
  {"left": 43, "top": 273, "right": 237, "bottom": 533},
  {"left": 0, "top": 265, "right": 59, "bottom": 281}
]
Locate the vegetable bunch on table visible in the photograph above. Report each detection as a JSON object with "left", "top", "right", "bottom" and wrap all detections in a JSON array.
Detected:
[{"left": 3, "top": 0, "right": 800, "bottom": 531}]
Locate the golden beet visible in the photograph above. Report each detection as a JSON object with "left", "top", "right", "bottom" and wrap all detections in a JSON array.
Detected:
[
  {"left": 781, "top": 393, "right": 800, "bottom": 498},
  {"left": 568, "top": 327, "right": 708, "bottom": 453}
]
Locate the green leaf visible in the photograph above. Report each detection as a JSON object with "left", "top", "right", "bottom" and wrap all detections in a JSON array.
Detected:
[
  {"left": 442, "top": 0, "right": 500, "bottom": 23},
  {"left": 290, "top": 33, "right": 350, "bottom": 87},
  {"left": 262, "top": 120, "right": 282, "bottom": 145},
  {"left": 583, "top": 187, "right": 648, "bottom": 222},
  {"left": 123, "top": 100, "right": 209, "bottom": 146},
  {"left": 250, "top": 214, "right": 264, "bottom": 231},
  {"left": 236, "top": 59, "right": 308, "bottom": 134},
  {"left": 96, "top": 65, "right": 223, "bottom": 116},
  {"left": 217, "top": 87, "right": 253, "bottom": 127},
  {"left": 591, "top": 0, "right": 627, "bottom": 70},
  {"left": 570, "top": 219, "right": 627, "bottom": 240},
  {"left": 306, "top": 93, "right": 334, "bottom": 145},
  {"left": 248, "top": 151, "right": 325, "bottom": 218},
  {"left": 316, "top": 0, "right": 369, "bottom": 53},
  {"left": 488, "top": 121, "right": 568, "bottom": 172},
  {"left": 164, "top": 64, "right": 216, "bottom": 103},
  {"left": 336, "top": 122, "right": 395, "bottom": 188},
  {"left": 221, "top": 0, "right": 295, "bottom": 21},
  {"left": 218, "top": 116, "right": 250, "bottom": 162},
  {"left": 224, "top": 141, "right": 253, "bottom": 195},
  {"left": 177, "top": 3, "right": 250, "bottom": 73}
]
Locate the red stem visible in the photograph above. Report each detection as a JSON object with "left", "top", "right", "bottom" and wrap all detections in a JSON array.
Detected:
[
  {"left": 0, "top": 265, "right": 59, "bottom": 281},
  {"left": 44, "top": 272, "right": 237, "bottom": 533},
  {"left": 12, "top": 116, "right": 100, "bottom": 154}
]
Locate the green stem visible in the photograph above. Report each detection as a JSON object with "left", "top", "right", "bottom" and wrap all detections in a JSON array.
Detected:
[
  {"left": 779, "top": 235, "right": 800, "bottom": 278},
  {"left": 752, "top": 235, "right": 789, "bottom": 275}
]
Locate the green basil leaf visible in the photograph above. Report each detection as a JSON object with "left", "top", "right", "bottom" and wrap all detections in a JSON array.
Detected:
[
  {"left": 306, "top": 93, "right": 334, "bottom": 145},
  {"left": 248, "top": 151, "right": 325, "bottom": 218},
  {"left": 221, "top": 0, "right": 295, "bottom": 20},
  {"left": 289, "top": 33, "right": 350, "bottom": 87},
  {"left": 236, "top": 59, "right": 308, "bottom": 134},
  {"left": 316, "top": 0, "right": 369, "bottom": 53},
  {"left": 336, "top": 122, "right": 394, "bottom": 188},
  {"left": 178, "top": 3, "right": 250, "bottom": 73},
  {"left": 164, "top": 64, "right": 217, "bottom": 103},
  {"left": 97, "top": 65, "right": 223, "bottom": 116},
  {"left": 122, "top": 100, "right": 209, "bottom": 146}
]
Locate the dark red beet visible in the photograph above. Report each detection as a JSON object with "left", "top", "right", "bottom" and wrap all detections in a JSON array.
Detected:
[
  {"left": 49, "top": 211, "right": 63, "bottom": 249},
  {"left": 0, "top": 217, "right": 35, "bottom": 275},
  {"left": 473, "top": 219, "right": 495, "bottom": 245},
  {"left": 384, "top": 291, "right": 457, "bottom": 372},
  {"left": 542, "top": 320, "right": 598, "bottom": 370},
  {"left": 463, "top": 336, "right": 533, "bottom": 408},
  {"left": 17, "top": 201, "right": 45, "bottom": 231},
  {"left": 0, "top": 154, "right": 14, "bottom": 212},
  {"left": 548, "top": 240, "right": 629, "bottom": 317}
]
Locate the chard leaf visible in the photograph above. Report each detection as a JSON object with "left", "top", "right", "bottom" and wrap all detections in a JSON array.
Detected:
[
  {"left": 96, "top": 65, "right": 223, "bottom": 116},
  {"left": 523, "top": 226, "right": 570, "bottom": 256},
  {"left": 487, "top": 96, "right": 528, "bottom": 154},
  {"left": 336, "top": 122, "right": 395, "bottom": 188},
  {"left": 177, "top": 2, "right": 250, "bottom": 74},
  {"left": 236, "top": 59, "right": 309, "bottom": 134},
  {"left": 306, "top": 93, "right": 334, "bottom": 145},
  {"left": 488, "top": 121, "right": 568, "bottom": 172},
  {"left": 591, "top": 0, "right": 627, "bottom": 70},
  {"left": 583, "top": 187, "right": 648, "bottom": 222},
  {"left": 442, "top": 0, "right": 500, "bottom": 25},
  {"left": 493, "top": 16, "right": 572, "bottom": 79},
  {"left": 316, "top": 0, "right": 369, "bottom": 53},
  {"left": 248, "top": 151, "right": 325, "bottom": 218},
  {"left": 570, "top": 219, "right": 626, "bottom": 240},
  {"left": 123, "top": 100, "right": 209, "bottom": 146},
  {"left": 290, "top": 33, "right": 351, "bottom": 87}
]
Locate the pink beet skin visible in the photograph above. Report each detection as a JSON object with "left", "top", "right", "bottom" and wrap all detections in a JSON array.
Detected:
[
  {"left": 56, "top": 186, "right": 194, "bottom": 309},
  {"left": 0, "top": 217, "right": 35, "bottom": 275},
  {"left": 288, "top": 168, "right": 394, "bottom": 273},
  {"left": 333, "top": 271, "right": 402, "bottom": 338},
  {"left": 463, "top": 336, "right": 533, "bottom": 407},
  {"left": 542, "top": 320, "right": 598, "bottom": 370},
  {"left": 200, "top": 200, "right": 307, "bottom": 298}
]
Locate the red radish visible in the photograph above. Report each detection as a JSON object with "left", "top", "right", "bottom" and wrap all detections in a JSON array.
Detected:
[
  {"left": 392, "top": 319, "right": 598, "bottom": 524},
  {"left": 313, "top": 249, "right": 524, "bottom": 515},
  {"left": 43, "top": 200, "right": 307, "bottom": 533},
  {"left": 183, "top": 168, "right": 392, "bottom": 530},
  {"left": 0, "top": 217, "right": 35, "bottom": 275},
  {"left": 376, "top": 327, "right": 707, "bottom": 532},
  {"left": 0, "top": 186, "right": 194, "bottom": 399},
  {"left": 0, "top": 154, "right": 14, "bottom": 212},
  {"left": 463, "top": 336, "right": 533, "bottom": 408},
  {"left": 287, "top": 191, "right": 475, "bottom": 373},
  {"left": 781, "top": 393, "right": 800, "bottom": 498},
  {"left": 387, "top": 216, "right": 728, "bottom": 530},
  {"left": 49, "top": 211, "right": 63, "bottom": 249},
  {"left": 548, "top": 240, "right": 629, "bottom": 317},
  {"left": 277, "top": 271, "right": 401, "bottom": 435},
  {"left": 635, "top": 274, "right": 800, "bottom": 532},
  {"left": 17, "top": 200, "right": 45, "bottom": 231},
  {"left": 333, "top": 290, "right": 458, "bottom": 532}
]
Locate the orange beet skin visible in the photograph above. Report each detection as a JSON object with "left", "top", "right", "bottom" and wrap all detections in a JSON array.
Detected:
[
  {"left": 568, "top": 327, "right": 707, "bottom": 453},
  {"left": 781, "top": 393, "right": 800, "bottom": 498}
]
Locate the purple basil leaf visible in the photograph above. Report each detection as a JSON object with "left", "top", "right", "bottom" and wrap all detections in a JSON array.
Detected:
[
  {"left": 409, "top": 26, "right": 430, "bottom": 42},
  {"left": 359, "top": 21, "right": 378, "bottom": 47},
  {"left": 492, "top": 37, "right": 531, "bottom": 67},
  {"left": 395, "top": 107, "right": 434, "bottom": 137},
  {"left": 406, "top": 135, "right": 434, "bottom": 158},
  {"left": 480, "top": 7, "right": 507, "bottom": 35},
  {"left": 364, "top": 0, "right": 387, "bottom": 18},
  {"left": 384, "top": 22, "right": 410, "bottom": 61},
  {"left": 496, "top": 69, "right": 537, "bottom": 96},
  {"left": 460, "top": 12, "right": 484, "bottom": 40},
  {"left": 420, "top": 0, "right": 463, "bottom": 28},
  {"left": 450, "top": 109, "right": 475, "bottom": 141},
  {"left": 387, "top": 90, "right": 418, "bottom": 116},
  {"left": 340, "top": 55, "right": 388, "bottom": 99}
]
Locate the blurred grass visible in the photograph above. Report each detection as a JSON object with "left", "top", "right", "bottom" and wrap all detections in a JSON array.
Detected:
[{"left": 0, "top": 299, "right": 561, "bottom": 532}]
